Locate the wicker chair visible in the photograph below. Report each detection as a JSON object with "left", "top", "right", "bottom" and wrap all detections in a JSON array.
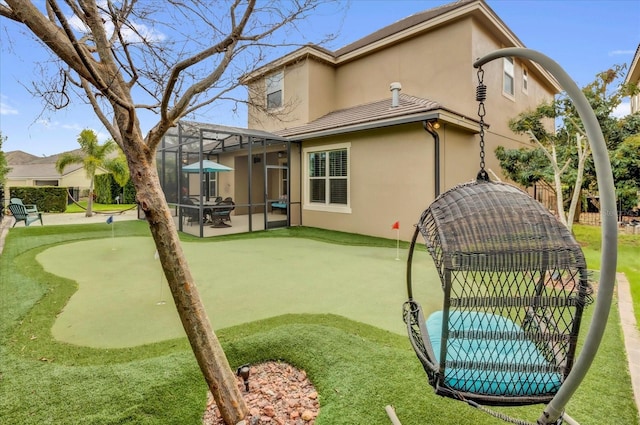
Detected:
[
  {"left": 404, "top": 179, "right": 593, "bottom": 406},
  {"left": 208, "top": 198, "right": 235, "bottom": 228}
]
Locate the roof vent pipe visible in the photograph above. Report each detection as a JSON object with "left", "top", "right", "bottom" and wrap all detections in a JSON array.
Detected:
[{"left": 390, "top": 82, "right": 402, "bottom": 107}]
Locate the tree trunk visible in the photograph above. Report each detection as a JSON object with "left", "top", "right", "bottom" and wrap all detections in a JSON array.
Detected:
[
  {"left": 86, "top": 176, "right": 95, "bottom": 217},
  {"left": 127, "top": 140, "right": 248, "bottom": 424}
]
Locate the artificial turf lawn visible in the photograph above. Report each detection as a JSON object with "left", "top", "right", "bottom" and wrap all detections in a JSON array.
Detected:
[
  {"left": 1, "top": 221, "right": 638, "bottom": 424},
  {"left": 37, "top": 236, "right": 440, "bottom": 348}
]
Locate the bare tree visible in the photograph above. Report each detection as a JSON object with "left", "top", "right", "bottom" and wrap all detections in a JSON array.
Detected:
[
  {"left": 0, "top": 1, "right": 341, "bottom": 423},
  {"left": 524, "top": 128, "right": 589, "bottom": 232}
]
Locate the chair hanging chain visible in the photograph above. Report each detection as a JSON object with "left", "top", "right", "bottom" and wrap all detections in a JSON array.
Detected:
[{"left": 476, "top": 66, "right": 489, "bottom": 181}]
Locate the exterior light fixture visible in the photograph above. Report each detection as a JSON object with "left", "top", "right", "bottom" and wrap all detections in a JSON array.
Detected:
[{"left": 237, "top": 364, "right": 250, "bottom": 392}]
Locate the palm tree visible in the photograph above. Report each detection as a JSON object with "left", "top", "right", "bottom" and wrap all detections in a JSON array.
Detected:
[{"left": 56, "top": 129, "right": 129, "bottom": 217}]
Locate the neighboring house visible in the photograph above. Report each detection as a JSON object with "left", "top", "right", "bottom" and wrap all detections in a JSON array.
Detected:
[
  {"left": 626, "top": 43, "right": 640, "bottom": 114},
  {"left": 4, "top": 149, "right": 108, "bottom": 204},
  {"left": 241, "top": 0, "right": 561, "bottom": 240}
]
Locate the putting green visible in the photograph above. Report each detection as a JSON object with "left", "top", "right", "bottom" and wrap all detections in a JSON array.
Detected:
[{"left": 37, "top": 237, "right": 440, "bottom": 348}]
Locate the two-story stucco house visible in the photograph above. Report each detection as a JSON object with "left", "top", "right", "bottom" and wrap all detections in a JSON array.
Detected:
[{"left": 239, "top": 0, "right": 560, "bottom": 240}]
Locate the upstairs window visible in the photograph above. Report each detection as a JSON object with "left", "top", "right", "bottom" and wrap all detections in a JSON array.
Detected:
[
  {"left": 266, "top": 71, "right": 283, "bottom": 109},
  {"left": 503, "top": 57, "right": 514, "bottom": 97},
  {"left": 522, "top": 66, "right": 529, "bottom": 94}
]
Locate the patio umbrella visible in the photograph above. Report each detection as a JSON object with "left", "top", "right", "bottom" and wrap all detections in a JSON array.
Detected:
[
  {"left": 182, "top": 159, "right": 233, "bottom": 173},
  {"left": 182, "top": 160, "right": 233, "bottom": 202}
]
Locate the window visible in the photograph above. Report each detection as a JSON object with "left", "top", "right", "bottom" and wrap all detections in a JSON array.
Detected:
[
  {"left": 35, "top": 180, "right": 59, "bottom": 186},
  {"left": 503, "top": 57, "right": 514, "bottom": 97},
  {"left": 304, "top": 144, "right": 350, "bottom": 212},
  {"left": 266, "top": 71, "right": 283, "bottom": 109},
  {"left": 522, "top": 66, "right": 529, "bottom": 94},
  {"left": 280, "top": 162, "right": 288, "bottom": 197},
  {"left": 206, "top": 173, "right": 217, "bottom": 198}
]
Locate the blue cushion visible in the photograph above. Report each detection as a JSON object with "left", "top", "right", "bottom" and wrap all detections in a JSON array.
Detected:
[{"left": 426, "top": 311, "right": 562, "bottom": 396}]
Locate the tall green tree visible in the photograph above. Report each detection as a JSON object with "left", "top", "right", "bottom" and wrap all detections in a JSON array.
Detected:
[
  {"left": 611, "top": 134, "right": 640, "bottom": 211},
  {"left": 496, "top": 65, "right": 639, "bottom": 230},
  {"left": 55, "top": 129, "right": 129, "bottom": 217},
  {"left": 0, "top": 132, "right": 10, "bottom": 184}
]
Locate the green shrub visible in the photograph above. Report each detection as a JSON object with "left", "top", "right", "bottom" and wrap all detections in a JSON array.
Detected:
[
  {"left": 95, "top": 174, "right": 136, "bottom": 204},
  {"left": 9, "top": 186, "right": 67, "bottom": 212}
]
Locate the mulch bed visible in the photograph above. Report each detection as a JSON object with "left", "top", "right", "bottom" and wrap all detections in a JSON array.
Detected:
[{"left": 203, "top": 361, "right": 319, "bottom": 424}]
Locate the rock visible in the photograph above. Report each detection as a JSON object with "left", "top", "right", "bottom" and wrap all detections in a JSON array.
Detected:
[
  {"left": 202, "top": 361, "right": 319, "bottom": 425},
  {"left": 263, "top": 405, "right": 276, "bottom": 417}
]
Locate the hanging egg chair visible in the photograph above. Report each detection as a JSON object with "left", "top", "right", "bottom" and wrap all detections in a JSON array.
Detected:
[
  {"left": 402, "top": 48, "right": 618, "bottom": 425},
  {"left": 404, "top": 178, "right": 593, "bottom": 406}
]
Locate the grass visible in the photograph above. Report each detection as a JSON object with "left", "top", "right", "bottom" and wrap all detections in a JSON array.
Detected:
[
  {"left": 0, "top": 221, "right": 638, "bottom": 424},
  {"left": 36, "top": 236, "right": 438, "bottom": 347},
  {"left": 65, "top": 201, "right": 137, "bottom": 213},
  {"left": 573, "top": 224, "right": 640, "bottom": 330}
]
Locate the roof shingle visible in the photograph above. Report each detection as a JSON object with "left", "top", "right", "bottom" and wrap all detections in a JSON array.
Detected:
[{"left": 275, "top": 93, "right": 441, "bottom": 138}]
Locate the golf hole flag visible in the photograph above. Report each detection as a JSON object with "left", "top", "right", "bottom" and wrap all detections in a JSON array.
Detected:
[
  {"left": 106, "top": 215, "right": 114, "bottom": 224},
  {"left": 392, "top": 221, "right": 400, "bottom": 260}
]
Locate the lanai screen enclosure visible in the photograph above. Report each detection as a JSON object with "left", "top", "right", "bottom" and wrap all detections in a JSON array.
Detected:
[{"left": 156, "top": 121, "right": 294, "bottom": 237}]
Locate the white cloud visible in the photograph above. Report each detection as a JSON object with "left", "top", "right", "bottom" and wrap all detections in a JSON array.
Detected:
[
  {"left": 0, "top": 95, "right": 18, "bottom": 115},
  {"left": 612, "top": 101, "right": 630, "bottom": 118},
  {"left": 69, "top": 12, "right": 165, "bottom": 44},
  {"left": 609, "top": 49, "right": 635, "bottom": 56},
  {"left": 61, "top": 123, "right": 84, "bottom": 132}
]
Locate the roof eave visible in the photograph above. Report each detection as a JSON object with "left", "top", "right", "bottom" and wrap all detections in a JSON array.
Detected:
[
  {"left": 241, "top": 45, "right": 336, "bottom": 84},
  {"left": 282, "top": 109, "right": 480, "bottom": 140},
  {"left": 624, "top": 44, "right": 640, "bottom": 84}
]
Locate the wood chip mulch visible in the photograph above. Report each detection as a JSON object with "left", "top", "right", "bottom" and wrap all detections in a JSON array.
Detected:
[{"left": 202, "top": 361, "right": 319, "bottom": 425}]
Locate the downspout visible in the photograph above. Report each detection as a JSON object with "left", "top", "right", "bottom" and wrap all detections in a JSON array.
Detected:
[
  {"left": 423, "top": 120, "right": 441, "bottom": 198},
  {"left": 297, "top": 141, "right": 302, "bottom": 226}
]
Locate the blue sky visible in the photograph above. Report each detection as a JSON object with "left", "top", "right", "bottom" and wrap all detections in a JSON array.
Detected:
[{"left": 1, "top": 0, "right": 639, "bottom": 156}]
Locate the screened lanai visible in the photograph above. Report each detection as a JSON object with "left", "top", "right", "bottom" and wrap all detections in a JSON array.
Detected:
[{"left": 156, "top": 120, "right": 297, "bottom": 237}]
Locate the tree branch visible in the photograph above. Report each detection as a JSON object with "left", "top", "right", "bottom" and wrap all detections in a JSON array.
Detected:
[
  {"left": 160, "top": 0, "right": 256, "bottom": 123},
  {"left": 0, "top": 4, "right": 18, "bottom": 20},
  {"left": 79, "top": 77, "right": 123, "bottom": 147}
]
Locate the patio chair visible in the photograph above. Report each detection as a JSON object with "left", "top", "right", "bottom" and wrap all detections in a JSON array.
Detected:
[
  {"left": 209, "top": 198, "right": 235, "bottom": 228},
  {"left": 10, "top": 197, "right": 39, "bottom": 214},
  {"left": 271, "top": 195, "right": 288, "bottom": 214},
  {"left": 180, "top": 197, "right": 201, "bottom": 226},
  {"left": 8, "top": 202, "right": 43, "bottom": 227}
]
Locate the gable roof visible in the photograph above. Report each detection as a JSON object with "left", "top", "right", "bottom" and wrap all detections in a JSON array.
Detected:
[
  {"left": 7, "top": 163, "right": 71, "bottom": 180},
  {"left": 243, "top": 0, "right": 559, "bottom": 92},
  {"left": 275, "top": 93, "right": 480, "bottom": 140},
  {"left": 5, "top": 148, "right": 97, "bottom": 179},
  {"left": 625, "top": 43, "right": 640, "bottom": 84},
  {"left": 335, "top": 0, "right": 477, "bottom": 57}
]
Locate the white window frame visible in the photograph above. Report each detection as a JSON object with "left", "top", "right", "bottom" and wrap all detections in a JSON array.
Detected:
[
  {"left": 206, "top": 173, "right": 217, "bottom": 198},
  {"left": 302, "top": 143, "right": 351, "bottom": 213},
  {"left": 522, "top": 66, "right": 529, "bottom": 94},
  {"left": 280, "top": 160, "right": 288, "bottom": 198},
  {"left": 266, "top": 70, "right": 283, "bottom": 110},
  {"left": 503, "top": 57, "right": 515, "bottom": 98}
]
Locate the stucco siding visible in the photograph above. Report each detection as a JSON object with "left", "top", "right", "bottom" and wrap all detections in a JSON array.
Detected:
[
  {"left": 307, "top": 60, "right": 336, "bottom": 122},
  {"left": 334, "top": 19, "right": 474, "bottom": 115},
  {"left": 299, "top": 123, "right": 480, "bottom": 240}
]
